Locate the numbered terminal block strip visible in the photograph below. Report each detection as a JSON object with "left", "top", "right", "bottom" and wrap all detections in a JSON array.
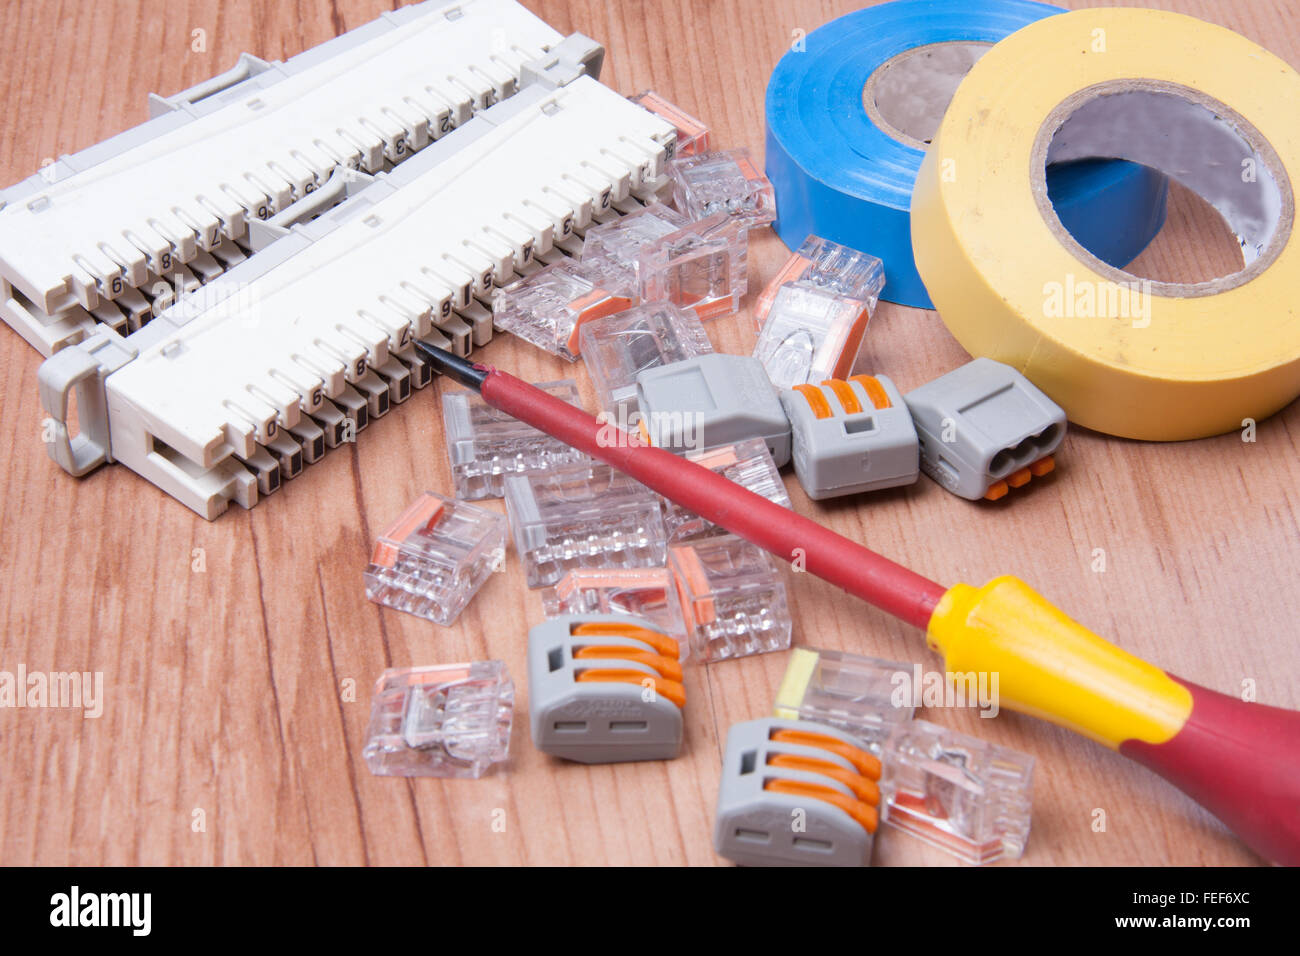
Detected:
[
  {"left": 37, "top": 76, "right": 676, "bottom": 518},
  {"left": 0, "top": 0, "right": 582, "bottom": 356}
]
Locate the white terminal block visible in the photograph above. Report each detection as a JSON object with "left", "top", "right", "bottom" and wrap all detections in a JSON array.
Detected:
[
  {"left": 0, "top": 0, "right": 583, "bottom": 357},
  {"left": 35, "top": 75, "right": 676, "bottom": 519}
]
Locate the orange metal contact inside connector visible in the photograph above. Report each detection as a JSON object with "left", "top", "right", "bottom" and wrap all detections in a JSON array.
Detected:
[
  {"left": 690, "top": 295, "right": 738, "bottom": 321},
  {"left": 768, "top": 753, "right": 881, "bottom": 805},
  {"left": 984, "top": 454, "right": 1056, "bottom": 501},
  {"left": 571, "top": 621, "right": 681, "bottom": 660},
  {"left": 575, "top": 668, "right": 686, "bottom": 708},
  {"left": 830, "top": 316, "right": 870, "bottom": 379},
  {"left": 670, "top": 543, "right": 717, "bottom": 628},
  {"left": 754, "top": 254, "right": 813, "bottom": 323},
  {"left": 574, "top": 645, "right": 684, "bottom": 683},
  {"left": 769, "top": 728, "right": 882, "bottom": 779},
  {"left": 565, "top": 289, "right": 635, "bottom": 353},
  {"left": 763, "top": 778, "right": 879, "bottom": 834},
  {"left": 687, "top": 447, "right": 740, "bottom": 471},
  {"left": 888, "top": 793, "right": 1005, "bottom": 860},
  {"left": 735, "top": 154, "right": 765, "bottom": 186},
  {"left": 371, "top": 495, "right": 444, "bottom": 568},
  {"left": 553, "top": 567, "right": 672, "bottom": 603}
]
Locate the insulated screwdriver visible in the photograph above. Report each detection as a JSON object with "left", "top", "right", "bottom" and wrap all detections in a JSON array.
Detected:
[{"left": 416, "top": 340, "right": 1300, "bottom": 865}]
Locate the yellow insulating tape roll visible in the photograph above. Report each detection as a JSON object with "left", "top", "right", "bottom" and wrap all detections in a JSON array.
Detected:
[{"left": 912, "top": 8, "right": 1300, "bottom": 441}]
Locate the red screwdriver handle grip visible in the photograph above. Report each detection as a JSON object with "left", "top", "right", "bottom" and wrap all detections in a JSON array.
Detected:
[{"left": 1121, "top": 676, "right": 1300, "bottom": 865}]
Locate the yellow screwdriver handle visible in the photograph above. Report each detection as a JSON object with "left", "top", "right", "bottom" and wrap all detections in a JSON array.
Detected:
[
  {"left": 926, "top": 576, "right": 1192, "bottom": 748},
  {"left": 926, "top": 576, "right": 1300, "bottom": 865}
]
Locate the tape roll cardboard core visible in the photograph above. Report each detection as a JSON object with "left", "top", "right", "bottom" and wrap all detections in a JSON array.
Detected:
[
  {"left": 1032, "top": 81, "right": 1292, "bottom": 297},
  {"left": 863, "top": 41, "right": 992, "bottom": 149}
]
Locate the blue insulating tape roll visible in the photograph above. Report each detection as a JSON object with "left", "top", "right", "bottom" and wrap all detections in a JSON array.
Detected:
[{"left": 765, "top": 0, "right": 1169, "bottom": 308}]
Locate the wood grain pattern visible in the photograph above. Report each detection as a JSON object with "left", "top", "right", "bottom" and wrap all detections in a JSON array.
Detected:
[{"left": 1, "top": 0, "right": 1297, "bottom": 866}]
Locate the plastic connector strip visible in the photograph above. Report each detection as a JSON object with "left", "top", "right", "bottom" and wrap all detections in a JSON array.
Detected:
[
  {"left": 668, "top": 148, "right": 776, "bottom": 229},
  {"left": 881, "top": 719, "right": 1035, "bottom": 865},
  {"left": 669, "top": 533, "right": 792, "bottom": 661},
  {"left": 660, "top": 438, "right": 790, "bottom": 541},
  {"left": 364, "top": 491, "right": 507, "bottom": 625},
  {"left": 754, "top": 283, "right": 876, "bottom": 390},
  {"left": 773, "top": 647, "right": 915, "bottom": 752},
  {"left": 491, "top": 257, "right": 634, "bottom": 361},
  {"left": 363, "top": 661, "right": 514, "bottom": 778},
  {"left": 578, "top": 300, "right": 712, "bottom": 421},
  {"left": 637, "top": 213, "right": 749, "bottom": 320},
  {"left": 628, "top": 91, "right": 711, "bottom": 157},
  {"left": 0, "top": 0, "right": 576, "bottom": 358},
  {"left": 503, "top": 458, "right": 669, "bottom": 588},
  {"left": 580, "top": 202, "right": 689, "bottom": 289},
  {"left": 754, "top": 235, "right": 885, "bottom": 325},
  {"left": 443, "top": 379, "right": 588, "bottom": 498},
  {"left": 541, "top": 567, "right": 687, "bottom": 640},
  {"left": 35, "top": 75, "right": 675, "bottom": 518}
]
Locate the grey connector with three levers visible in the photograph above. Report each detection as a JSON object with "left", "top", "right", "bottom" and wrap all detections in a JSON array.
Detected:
[
  {"left": 527, "top": 614, "right": 685, "bottom": 763},
  {"left": 714, "top": 717, "right": 882, "bottom": 867},
  {"left": 779, "top": 374, "right": 918, "bottom": 500}
]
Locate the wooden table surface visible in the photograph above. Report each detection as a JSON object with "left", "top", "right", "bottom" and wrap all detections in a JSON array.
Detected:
[{"left": 1, "top": 0, "right": 1296, "bottom": 867}]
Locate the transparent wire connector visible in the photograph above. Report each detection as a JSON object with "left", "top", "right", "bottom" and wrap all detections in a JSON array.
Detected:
[
  {"left": 754, "top": 236, "right": 885, "bottom": 324},
  {"left": 752, "top": 282, "right": 875, "bottom": 390},
  {"left": 773, "top": 648, "right": 916, "bottom": 753},
  {"left": 364, "top": 492, "right": 507, "bottom": 625},
  {"left": 637, "top": 213, "right": 748, "bottom": 320},
  {"left": 443, "top": 380, "right": 588, "bottom": 499},
  {"left": 541, "top": 567, "right": 688, "bottom": 643},
  {"left": 503, "top": 459, "right": 669, "bottom": 588},
  {"left": 579, "top": 301, "right": 713, "bottom": 421},
  {"left": 668, "top": 148, "right": 776, "bottom": 229},
  {"left": 581, "top": 202, "right": 688, "bottom": 290},
  {"left": 629, "top": 91, "right": 711, "bottom": 157},
  {"left": 492, "top": 258, "right": 634, "bottom": 361},
  {"left": 669, "top": 533, "right": 791, "bottom": 661},
  {"left": 661, "top": 438, "right": 790, "bottom": 541},
  {"left": 881, "top": 719, "right": 1035, "bottom": 865},
  {"left": 363, "top": 661, "right": 514, "bottom": 779}
]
